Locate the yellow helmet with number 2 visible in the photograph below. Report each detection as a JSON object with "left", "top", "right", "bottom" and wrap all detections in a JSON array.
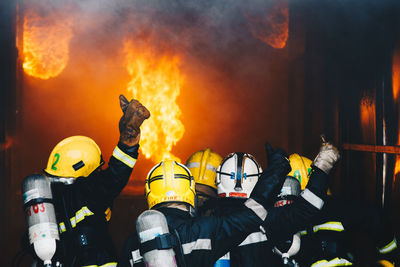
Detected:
[
  {"left": 44, "top": 136, "right": 104, "bottom": 178},
  {"left": 185, "top": 148, "right": 222, "bottom": 190},
  {"left": 287, "top": 153, "right": 312, "bottom": 190},
  {"left": 146, "top": 159, "right": 196, "bottom": 209}
]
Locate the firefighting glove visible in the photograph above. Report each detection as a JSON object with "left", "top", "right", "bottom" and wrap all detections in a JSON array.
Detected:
[
  {"left": 119, "top": 94, "right": 150, "bottom": 146},
  {"left": 250, "top": 143, "right": 291, "bottom": 208},
  {"left": 312, "top": 141, "right": 340, "bottom": 174}
]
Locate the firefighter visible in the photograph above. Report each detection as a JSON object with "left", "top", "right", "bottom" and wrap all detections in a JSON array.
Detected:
[
  {"left": 213, "top": 152, "right": 271, "bottom": 267},
  {"left": 213, "top": 149, "right": 331, "bottom": 267},
  {"left": 31, "top": 95, "right": 150, "bottom": 267},
  {"left": 185, "top": 148, "right": 223, "bottom": 217},
  {"left": 118, "top": 141, "right": 338, "bottom": 267},
  {"left": 290, "top": 154, "right": 400, "bottom": 267}
]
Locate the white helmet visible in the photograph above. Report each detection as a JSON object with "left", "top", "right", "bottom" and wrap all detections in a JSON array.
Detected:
[{"left": 216, "top": 152, "right": 262, "bottom": 198}]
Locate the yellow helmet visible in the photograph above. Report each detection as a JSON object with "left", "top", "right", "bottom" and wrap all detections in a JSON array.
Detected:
[
  {"left": 146, "top": 159, "right": 196, "bottom": 209},
  {"left": 44, "top": 136, "right": 104, "bottom": 178},
  {"left": 287, "top": 153, "right": 312, "bottom": 190},
  {"left": 185, "top": 148, "right": 222, "bottom": 191},
  {"left": 375, "top": 260, "right": 395, "bottom": 267}
]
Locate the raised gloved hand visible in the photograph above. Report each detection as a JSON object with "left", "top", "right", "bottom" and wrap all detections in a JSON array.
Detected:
[
  {"left": 119, "top": 95, "right": 150, "bottom": 146},
  {"left": 250, "top": 143, "right": 292, "bottom": 207},
  {"left": 312, "top": 138, "right": 340, "bottom": 174}
]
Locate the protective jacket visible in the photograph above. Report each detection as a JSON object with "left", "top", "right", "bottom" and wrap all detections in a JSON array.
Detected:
[
  {"left": 118, "top": 167, "right": 329, "bottom": 267},
  {"left": 212, "top": 198, "right": 274, "bottom": 267},
  {"left": 295, "top": 196, "right": 399, "bottom": 266},
  {"left": 45, "top": 142, "right": 139, "bottom": 267}
]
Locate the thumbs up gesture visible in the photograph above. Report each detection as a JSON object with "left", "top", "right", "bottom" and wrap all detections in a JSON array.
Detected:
[{"left": 118, "top": 95, "right": 150, "bottom": 146}]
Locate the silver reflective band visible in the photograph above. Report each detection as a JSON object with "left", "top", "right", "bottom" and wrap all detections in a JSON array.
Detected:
[
  {"left": 379, "top": 237, "right": 397, "bottom": 254},
  {"left": 186, "top": 162, "right": 200, "bottom": 168},
  {"left": 206, "top": 163, "right": 217, "bottom": 172},
  {"left": 245, "top": 198, "right": 268, "bottom": 220},
  {"left": 313, "top": 221, "right": 344, "bottom": 233},
  {"left": 301, "top": 189, "right": 324, "bottom": 210},
  {"left": 186, "top": 162, "right": 217, "bottom": 172},
  {"left": 113, "top": 146, "right": 137, "bottom": 168},
  {"left": 132, "top": 249, "right": 143, "bottom": 263},
  {"left": 59, "top": 206, "right": 94, "bottom": 233},
  {"left": 239, "top": 231, "right": 267, "bottom": 246},
  {"left": 311, "top": 257, "right": 353, "bottom": 267},
  {"left": 182, "top": 239, "right": 212, "bottom": 254}
]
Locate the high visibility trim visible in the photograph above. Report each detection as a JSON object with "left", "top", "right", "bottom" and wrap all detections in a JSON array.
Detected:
[
  {"left": 245, "top": 198, "right": 267, "bottom": 220},
  {"left": 301, "top": 188, "right": 324, "bottom": 210},
  {"left": 58, "top": 206, "right": 94, "bottom": 233},
  {"left": 186, "top": 162, "right": 199, "bottom": 168},
  {"left": 206, "top": 163, "right": 218, "bottom": 172},
  {"left": 132, "top": 249, "right": 143, "bottom": 263},
  {"left": 105, "top": 207, "right": 112, "bottom": 222},
  {"left": 300, "top": 230, "right": 308, "bottom": 236},
  {"left": 187, "top": 162, "right": 217, "bottom": 172},
  {"left": 182, "top": 239, "right": 212, "bottom": 254},
  {"left": 313, "top": 221, "right": 344, "bottom": 233},
  {"left": 311, "top": 257, "right": 353, "bottom": 267},
  {"left": 112, "top": 146, "right": 136, "bottom": 168},
  {"left": 379, "top": 237, "right": 397, "bottom": 254},
  {"left": 239, "top": 231, "right": 267, "bottom": 246},
  {"left": 82, "top": 262, "right": 117, "bottom": 267}
]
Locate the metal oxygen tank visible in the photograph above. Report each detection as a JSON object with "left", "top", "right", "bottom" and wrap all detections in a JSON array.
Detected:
[
  {"left": 136, "top": 210, "right": 177, "bottom": 267},
  {"left": 22, "top": 174, "right": 59, "bottom": 267}
]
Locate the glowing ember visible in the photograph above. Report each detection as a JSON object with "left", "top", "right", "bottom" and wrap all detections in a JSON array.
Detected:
[
  {"left": 245, "top": 0, "right": 289, "bottom": 49},
  {"left": 22, "top": 10, "right": 73, "bottom": 79},
  {"left": 360, "top": 95, "right": 376, "bottom": 128},
  {"left": 393, "top": 48, "right": 400, "bottom": 101},
  {"left": 124, "top": 40, "right": 185, "bottom": 163}
]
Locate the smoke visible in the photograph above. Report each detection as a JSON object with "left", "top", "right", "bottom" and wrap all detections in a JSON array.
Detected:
[{"left": 19, "top": 0, "right": 290, "bottom": 194}]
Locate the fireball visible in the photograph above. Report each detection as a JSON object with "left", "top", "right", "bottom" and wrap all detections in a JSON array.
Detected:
[
  {"left": 22, "top": 9, "right": 73, "bottom": 79},
  {"left": 245, "top": 0, "right": 289, "bottom": 49},
  {"left": 124, "top": 40, "right": 185, "bottom": 163}
]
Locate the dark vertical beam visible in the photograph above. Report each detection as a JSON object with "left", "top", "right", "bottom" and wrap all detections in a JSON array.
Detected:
[
  {"left": 0, "top": 0, "right": 17, "bottom": 264},
  {"left": 287, "top": 0, "right": 307, "bottom": 154}
]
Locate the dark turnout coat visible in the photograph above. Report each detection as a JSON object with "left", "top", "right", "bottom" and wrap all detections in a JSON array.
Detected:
[
  {"left": 47, "top": 142, "right": 139, "bottom": 267},
  {"left": 118, "top": 167, "right": 330, "bottom": 267}
]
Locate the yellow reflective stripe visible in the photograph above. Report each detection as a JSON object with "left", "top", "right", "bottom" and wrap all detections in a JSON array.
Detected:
[
  {"left": 59, "top": 222, "right": 66, "bottom": 233},
  {"left": 311, "top": 257, "right": 353, "bottom": 267},
  {"left": 112, "top": 146, "right": 136, "bottom": 168},
  {"left": 379, "top": 237, "right": 397, "bottom": 254},
  {"left": 105, "top": 207, "right": 112, "bottom": 222},
  {"left": 313, "top": 221, "right": 344, "bottom": 233},
  {"left": 58, "top": 206, "right": 94, "bottom": 233},
  {"left": 300, "top": 230, "right": 307, "bottom": 236},
  {"left": 82, "top": 263, "right": 117, "bottom": 267}
]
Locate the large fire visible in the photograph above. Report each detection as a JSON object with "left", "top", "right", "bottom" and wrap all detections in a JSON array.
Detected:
[
  {"left": 393, "top": 48, "right": 400, "bottom": 178},
  {"left": 22, "top": 9, "right": 73, "bottom": 79},
  {"left": 124, "top": 40, "right": 185, "bottom": 163},
  {"left": 245, "top": 0, "right": 289, "bottom": 49}
]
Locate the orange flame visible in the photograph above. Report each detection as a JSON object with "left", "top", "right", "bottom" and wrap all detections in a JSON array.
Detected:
[
  {"left": 245, "top": 0, "right": 289, "bottom": 49},
  {"left": 395, "top": 141, "right": 400, "bottom": 177},
  {"left": 124, "top": 40, "right": 185, "bottom": 163},
  {"left": 22, "top": 9, "right": 73, "bottom": 79},
  {"left": 393, "top": 48, "right": 400, "bottom": 101},
  {"left": 393, "top": 47, "right": 400, "bottom": 179}
]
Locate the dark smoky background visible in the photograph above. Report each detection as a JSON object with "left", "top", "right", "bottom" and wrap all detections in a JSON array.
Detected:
[
  {"left": 3, "top": 0, "right": 400, "bottom": 265},
  {"left": 18, "top": 0, "right": 290, "bottom": 193}
]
